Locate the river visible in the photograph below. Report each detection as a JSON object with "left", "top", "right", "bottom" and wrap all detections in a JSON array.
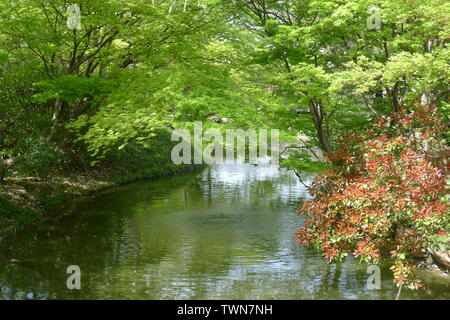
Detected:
[{"left": 0, "top": 162, "right": 448, "bottom": 299}]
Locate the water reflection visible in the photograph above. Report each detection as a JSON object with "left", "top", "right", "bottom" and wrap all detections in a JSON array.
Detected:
[{"left": 0, "top": 162, "right": 448, "bottom": 299}]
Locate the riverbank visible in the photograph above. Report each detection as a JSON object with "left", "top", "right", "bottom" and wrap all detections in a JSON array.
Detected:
[
  {"left": 0, "top": 130, "right": 200, "bottom": 240},
  {"left": 0, "top": 165, "right": 199, "bottom": 240}
]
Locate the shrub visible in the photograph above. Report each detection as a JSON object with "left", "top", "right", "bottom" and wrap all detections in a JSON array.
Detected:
[
  {"left": 15, "top": 140, "right": 70, "bottom": 178},
  {"left": 296, "top": 105, "right": 449, "bottom": 289}
]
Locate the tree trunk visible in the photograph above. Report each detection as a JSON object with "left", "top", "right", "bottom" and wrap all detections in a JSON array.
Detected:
[
  {"left": 46, "top": 98, "right": 65, "bottom": 142},
  {"left": 387, "top": 82, "right": 401, "bottom": 112},
  {"left": 309, "top": 101, "right": 333, "bottom": 153},
  {"left": 52, "top": 98, "right": 63, "bottom": 124}
]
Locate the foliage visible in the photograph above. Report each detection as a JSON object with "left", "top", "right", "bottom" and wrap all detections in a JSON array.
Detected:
[
  {"left": 14, "top": 140, "right": 70, "bottom": 178},
  {"left": 281, "top": 150, "right": 331, "bottom": 174},
  {"left": 1, "top": 0, "right": 448, "bottom": 172},
  {"left": 296, "top": 105, "right": 449, "bottom": 288},
  {"left": 34, "top": 75, "right": 113, "bottom": 104},
  {"left": 0, "top": 49, "right": 51, "bottom": 163},
  {"left": 226, "top": 0, "right": 449, "bottom": 153}
]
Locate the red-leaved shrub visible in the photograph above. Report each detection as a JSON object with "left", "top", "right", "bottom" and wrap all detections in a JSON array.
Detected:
[{"left": 297, "top": 105, "right": 449, "bottom": 288}]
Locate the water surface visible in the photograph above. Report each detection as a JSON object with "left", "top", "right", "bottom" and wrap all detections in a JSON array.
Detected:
[{"left": 0, "top": 163, "right": 448, "bottom": 299}]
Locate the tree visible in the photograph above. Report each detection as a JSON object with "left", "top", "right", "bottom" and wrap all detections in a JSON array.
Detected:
[
  {"left": 0, "top": 44, "right": 51, "bottom": 180},
  {"left": 226, "top": 0, "right": 449, "bottom": 155},
  {"left": 0, "top": 0, "right": 231, "bottom": 176}
]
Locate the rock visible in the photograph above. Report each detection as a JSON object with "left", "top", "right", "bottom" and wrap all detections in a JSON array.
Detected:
[{"left": 428, "top": 249, "right": 450, "bottom": 272}]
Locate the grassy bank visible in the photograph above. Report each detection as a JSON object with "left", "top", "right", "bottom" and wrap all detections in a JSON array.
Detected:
[{"left": 0, "top": 130, "right": 198, "bottom": 239}]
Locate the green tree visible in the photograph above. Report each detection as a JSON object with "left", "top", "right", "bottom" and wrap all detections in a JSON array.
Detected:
[{"left": 226, "top": 0, "right": 449, "bottom": 156}]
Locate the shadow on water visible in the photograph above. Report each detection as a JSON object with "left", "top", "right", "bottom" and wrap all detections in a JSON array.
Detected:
[{"left": 0, "top": 162, "right": 449, "bottom": 299}]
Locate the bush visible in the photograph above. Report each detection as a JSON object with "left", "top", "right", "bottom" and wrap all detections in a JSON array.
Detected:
[
  {"left": 296, "top": 105, "right": 449, "bottom": 289},
  {"left": 15, "top": 140, "right": 70, "bottom": 178}
]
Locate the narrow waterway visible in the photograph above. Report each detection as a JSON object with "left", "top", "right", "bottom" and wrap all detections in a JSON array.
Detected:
[{"left": 0, "top": 162, "right": 448, "bottom": 299}]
